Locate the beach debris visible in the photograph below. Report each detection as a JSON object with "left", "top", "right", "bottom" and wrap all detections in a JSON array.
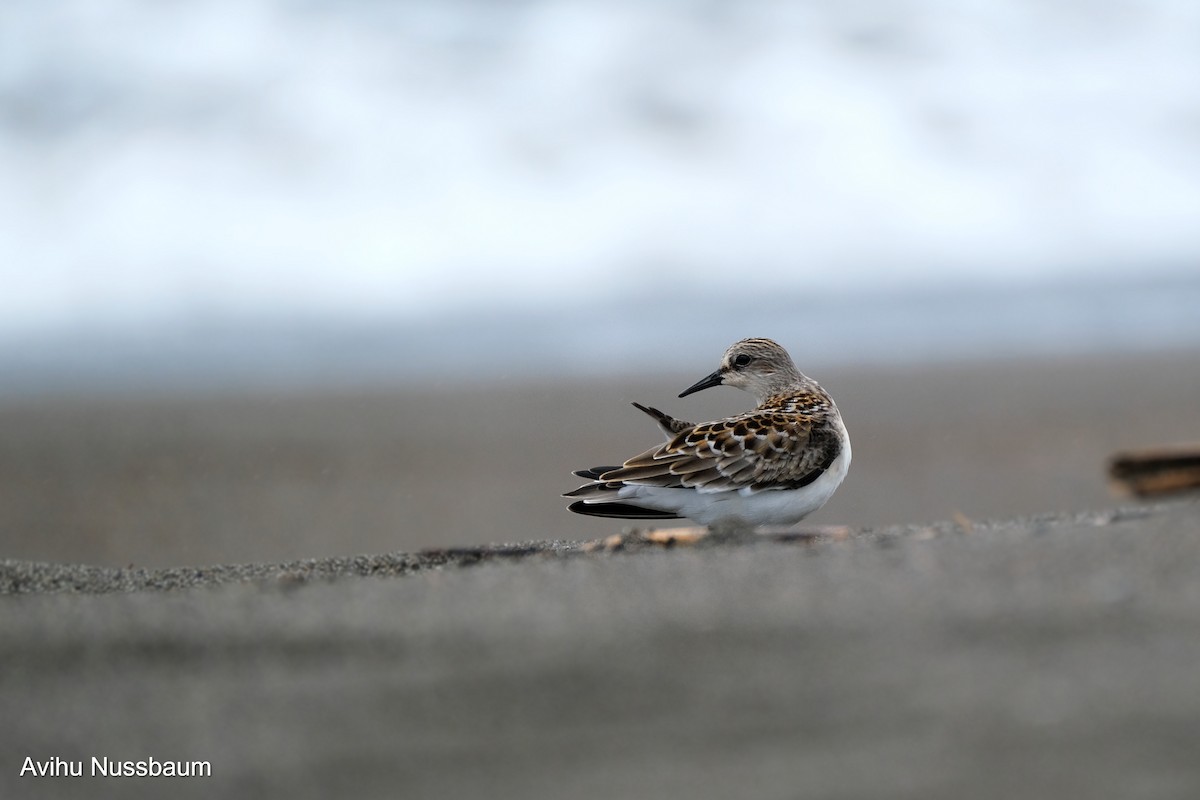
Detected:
[
  {"left": 1108, "top": 445, "right": 1200, "bottom": 498},
  {"left": 581, "top": 523, "right": 846, "bottom": 551}
]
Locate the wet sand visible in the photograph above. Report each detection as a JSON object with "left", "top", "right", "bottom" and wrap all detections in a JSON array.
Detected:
[{"left": 0, "top": 349, "right": 1197, "bottom": 568}]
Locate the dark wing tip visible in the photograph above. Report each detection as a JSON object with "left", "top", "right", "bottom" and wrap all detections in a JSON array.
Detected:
[
  {"left": 567, "top": 501, "right": 681, "bottom": 520},
  {"left": 572, "top": 466, "right": 622, "bottom": 480}
]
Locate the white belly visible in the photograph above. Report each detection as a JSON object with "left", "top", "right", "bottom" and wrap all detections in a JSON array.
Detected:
[{"left": 620, "top": 435, "right": 852, "bottom": 527}]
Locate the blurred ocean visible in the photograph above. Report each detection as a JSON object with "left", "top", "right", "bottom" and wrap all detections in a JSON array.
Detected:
[{"left": 1, "top": 0, "right": 1198, "bottom": 393}]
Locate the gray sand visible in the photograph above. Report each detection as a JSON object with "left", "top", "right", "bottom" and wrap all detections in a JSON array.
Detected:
[
  {"left": 4, "top": 500, "right": 1199, "bottom": 799},
  {"left": 2, "top": 350, "right": 1198, "bottom": 568},
  {"left": 4, "top": 351, "right": 1199, "bottom": 797}
]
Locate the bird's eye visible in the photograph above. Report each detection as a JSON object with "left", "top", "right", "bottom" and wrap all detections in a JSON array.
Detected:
[{"left": 733, "top": 354, "right": 753, "bottom": 368}]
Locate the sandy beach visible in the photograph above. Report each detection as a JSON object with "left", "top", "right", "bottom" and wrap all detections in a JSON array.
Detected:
[
  {"left": 2, "top": 349, "right": 1200, "bottom": 798},
  {"left": 7, "top": 0, "right": 1199, "bottom": 793},
  {"left": 2, "top": 500, "right": 1199, "bottom": 799},
  {"left": 0, "top": 349, "right": 1196, "bottom": 568}
]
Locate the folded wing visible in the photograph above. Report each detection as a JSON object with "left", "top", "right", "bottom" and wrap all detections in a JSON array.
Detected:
[{"left": 565, "top": 408, "right": 842, "bottom": 502}]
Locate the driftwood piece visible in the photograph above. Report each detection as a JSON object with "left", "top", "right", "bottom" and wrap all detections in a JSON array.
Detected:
[{"left": 1109, "top": 445, "right": 1200, "bottom": 498}]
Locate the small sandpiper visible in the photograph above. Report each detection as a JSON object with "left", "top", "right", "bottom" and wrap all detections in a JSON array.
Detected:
[{"left": 564, "top": 338, "right": 851, "bottom": 532}]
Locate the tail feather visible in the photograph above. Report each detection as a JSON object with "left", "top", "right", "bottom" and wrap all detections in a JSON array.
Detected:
[
  {"left": 563, "top": 482, "right": 622, "bottom": 500},
  {"left": 565, "top": 402, "right": 694, "bottom": 520},
  {"left": 572, "top": 466, "right": 623, "bottom": 480}
]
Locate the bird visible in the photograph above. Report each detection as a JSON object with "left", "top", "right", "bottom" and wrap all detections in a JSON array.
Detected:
[{"left": 564, "top": 337, "right": 851, "bottom": 528}]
